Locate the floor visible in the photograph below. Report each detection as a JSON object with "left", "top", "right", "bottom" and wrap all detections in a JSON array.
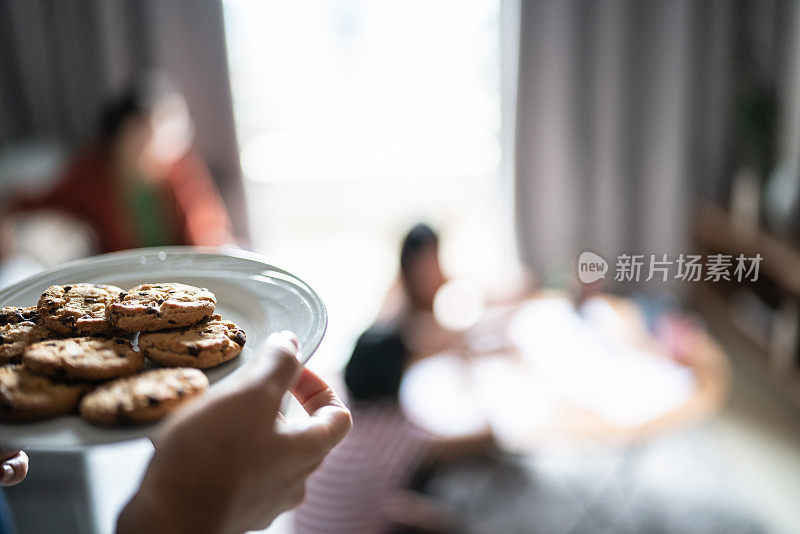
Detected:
[{"left": 706, "top": 332, "right": 800, "bottom": 534}]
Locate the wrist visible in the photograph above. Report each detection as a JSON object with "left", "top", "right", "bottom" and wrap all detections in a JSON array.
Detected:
[
  {"left": 118, "top": 471, "right": 230, "bottom": 534},
  {"left": 118, "top": 485, "right": 185, "bottom": 534}
]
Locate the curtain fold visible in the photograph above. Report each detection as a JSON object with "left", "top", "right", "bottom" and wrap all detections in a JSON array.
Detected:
[{"left": 513, "top": 0, "right": 741, "bottom": 293}]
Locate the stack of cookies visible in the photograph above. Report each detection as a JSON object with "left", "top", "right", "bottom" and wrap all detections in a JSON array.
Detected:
[{"left": 0, "top": 282, "right": 246, "bottom": 426}]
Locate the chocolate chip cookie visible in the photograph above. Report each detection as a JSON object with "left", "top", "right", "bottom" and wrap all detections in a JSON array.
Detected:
[
  {"left": 106, "top": 283, "right": 216, "bottom": 332},
  {"left": 138, "top": 315, "right": 246, "bottom": 369},
  {"left": 79, "top": 367, "right": 209, "bottom": 426},
  {"left": 23, "top": 337, "right": 143, "bottom": 381},
  {"left": 0, "top": 306, "right": 40, "bottom": 326},
  {"left": 0, "top": 364, "right": 91, "bottom": 422},
  {"left": 38, "top": 284, "right": 125, "bottom": 336},
  {"left": 0, "top": 321, "right": 57, "bottom": 365}
]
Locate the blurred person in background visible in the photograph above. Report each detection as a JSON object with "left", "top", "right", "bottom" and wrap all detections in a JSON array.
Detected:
[
  {"left": 380, "top": 223, "right": 532, "bottom": 359},
  {"left": 295, "top": 325, "right": 494, "bottom": 534},
  {"left": 3, "top": 73, "right": 235, "bottom": 257},
  {"left": 377, "top": 224, "right": 454, "bottom": 358},
  {"left": 397, "top": 224, "right": 447, "bottom": 314}
]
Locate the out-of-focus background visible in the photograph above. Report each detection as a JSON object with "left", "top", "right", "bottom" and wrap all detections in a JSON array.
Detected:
[{"left": 1, "top": 1, "right": 800, "bottom": 533}]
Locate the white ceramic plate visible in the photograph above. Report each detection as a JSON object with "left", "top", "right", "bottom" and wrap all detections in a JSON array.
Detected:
[{"left": 0, "top": 247, "right": 326, "bottom": 450}]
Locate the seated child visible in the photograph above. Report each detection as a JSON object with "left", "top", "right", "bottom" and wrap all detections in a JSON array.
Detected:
[{"left": 294, "top": 325, "right": 494, "bottom": 534}]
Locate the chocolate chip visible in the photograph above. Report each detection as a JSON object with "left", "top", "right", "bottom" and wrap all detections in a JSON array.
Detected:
[
  {"left": 118, "top": 291, "right": 128, "bottom": 300},
  {"left": 147, "top": 396, "right": 160, "bottom": 406},
  {"left": 138, "top": 291, "right": 148, "bottom": 296},
  {"left": 45, "top": 342, "right": 56, "bottom": 347},
  {"left": 232, "top": 331, "right": 246, "bottom": 346},
  {"left": 176, "top": 388, "right": 185, "bottom": 397},
  {"left": 146, "top": 307, "right": 158, "bottom": 315},
  {"left": 41, "top": 292, "right": 47, "bottom": 299},
  {"left": 63, "top": 285, "right": 72, "bottom": 292},
  {"left": 187, "top": 345, "right": 201, "bottom": 356},
  {"left": 168, "top": 320, "right": 177, "bottom": 325}
]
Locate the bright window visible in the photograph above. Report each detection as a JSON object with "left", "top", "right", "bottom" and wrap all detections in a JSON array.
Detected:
[
  {"left": 223, "top": 0, "right": 504, "bottom": 371},
  {"left": 224, "top": 0, "right": 500, "bottom": 183}
]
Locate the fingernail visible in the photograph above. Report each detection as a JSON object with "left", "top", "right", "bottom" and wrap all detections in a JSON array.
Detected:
[
  {"left": 1, "top": 464, "right": 12, "bottom": 483},
  {"left": 267, "top": 331, "right": 300, "bottom": 358}
]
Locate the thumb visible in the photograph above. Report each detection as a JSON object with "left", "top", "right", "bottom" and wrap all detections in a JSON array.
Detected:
[{"left": 241, "top": 331, "right": 302, "bottom": 407}]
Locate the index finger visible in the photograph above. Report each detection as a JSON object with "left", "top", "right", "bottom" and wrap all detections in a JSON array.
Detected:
[{"left": 289, "top": 368, "right": 352, "bottom": 450}]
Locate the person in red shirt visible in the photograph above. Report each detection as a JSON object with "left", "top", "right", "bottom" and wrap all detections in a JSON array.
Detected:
[{"left": 14, "top": 75, "right": 236, "bottom": 253}]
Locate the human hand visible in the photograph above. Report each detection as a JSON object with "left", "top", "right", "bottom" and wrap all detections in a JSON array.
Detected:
[
  {"left": 1, "top": 449, "right": 28, "bottom": 486},
  {"left": 117, "top": 331, "right": 352, "bottom": 534}
]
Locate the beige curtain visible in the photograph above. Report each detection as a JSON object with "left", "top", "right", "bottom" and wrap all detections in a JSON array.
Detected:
[{"left": 511, "top": 0, "right": 765, "bottom": 293}]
